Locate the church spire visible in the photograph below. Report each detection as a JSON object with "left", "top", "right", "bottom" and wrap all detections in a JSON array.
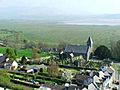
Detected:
[{"left": 87, "top": 37, "right": 93, "bottom": 48}]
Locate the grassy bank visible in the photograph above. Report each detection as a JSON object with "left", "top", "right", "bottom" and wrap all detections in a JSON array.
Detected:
[{"left": 0, "top": 69, "right": 33, "bottom": 90}]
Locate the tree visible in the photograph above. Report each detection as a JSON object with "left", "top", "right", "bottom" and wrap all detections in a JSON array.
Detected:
[
  {"left": 38, "top": 42, "right": 48, "bottom": 49},
  {"left": 20, "top": 56, "right": 27, "bottom": 65},
  {"left": 62, "top": 71, "right": 72, "bottom": 82},
  {"left": 25, "top": 41, "right": 36, "bottom": 49},
  {"left": 23, "top": 39, "right": 28, "bottom": 49},
  {"left": 57, "top": 42, "right": 67, "bottom": 51},
  {"left": 48, "top": 60, "right": 59, "bottom": 77},
  {"left": 13, "top": 32, "right": 21, "bottom": 56},
  {"left": 0, "top": 70, "right": 10, "bottom": 87},
  {"left": 3, "top": 38, "right": 8, "bottom": 46},
  {"left": 5, "top": 48, "right": 16, "bottom": 60},
  {"left": 32, "top": 48, "right": 40, "bottom": 61},
  {"left": 111, "top": 40, "right": 120, "bottom": 60},
  {"left": 74, "top": 56, "right": 86, "bottom": 67},
  {"left": 94, "top": 45, "right": 111, "bottom": 60},
  {"left": 23, "top": 39, "right": 28, "bottom": 44}
]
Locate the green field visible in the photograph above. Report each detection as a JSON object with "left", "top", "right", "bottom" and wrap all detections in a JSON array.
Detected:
[
  {"left": 0, "top": 47, "right": 51, "bottom": 58},
  {"left": 0, "top": 20, "right": 120, "bottom": 47}
]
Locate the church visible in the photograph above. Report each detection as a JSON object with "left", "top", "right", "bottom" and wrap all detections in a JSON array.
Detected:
[{"left": 63, "top": 37, "right": 93, "bottom": 60}]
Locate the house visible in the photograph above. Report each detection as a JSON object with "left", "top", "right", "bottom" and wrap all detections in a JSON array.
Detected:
[
  {"left": 19, "top": 64, "right": 47, "bottom": 73},
  {"left": 39, "top": 84, "right": 87, "bottom": 90},
  {"left": 34, "top": 64, "right": 47, "bottom": 72},
  {"left": 66, "top": 86, "right": 84, "bottom": 90},
  {"left": 74, "top": 74, "right": 93, "bottom": 86},
  {"left": 4, "top": 60, "right": 18, "bottom": 70},
  {"left": 0, "top": 53, "right": 3, "bottom": 56},
  {"left": 87, "top": 83, "right": 97, "bottom": 90},
  {"left": 102, "top": 66, "right": 115, "bottom": 90},
  {"left": 0, "top": 55, "right": 7, "bottom": 68},
  {"left": 19, "top": 66, "right": 34, "bottom": 73},
  {"left": 41, "top": 47, "right": 58, "bottom": 53},
  {"left": 68, "top": 73, "right": 97, "bottom": 90},
  {"left": 106, "top": 66, "right": 115, "bottom": 82},
  {"left": 41, "top": 48, "right": 51, "bottom": 52},
  {"left": 92, "top": 74, "right": 103, "bottom": 89},
  {"left": 70, "top": 65, "right": 115, "bottom": 90},
  {"left": 37, "top": 84, "right": 64, "bottom": 90},
  {"left": 0, "top": 55, "right": 18, "bottom": 70},
  {"left": 0, "top": 41, "right": 7, "bottom": 47},
  {"left": 63, "top": 37, "right": 93, "bottom": 60},
  {"left": 11, "top": 61, "right": 18, "bottom": 70},
  {"left": 91, "top": 66, "right": 115, "bottom": 90},
  {"left": 36, "top": 65, "right": 115, "bottom": 90},
  {"left": 39, "top": 86, "right": 51, "bottom": 90}
]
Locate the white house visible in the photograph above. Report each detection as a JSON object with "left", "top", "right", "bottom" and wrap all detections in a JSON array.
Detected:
[
  {"left": 93, "top": 66, "right": 115, "bottom": 90},
  {"left": 10, "top": 61, "right": 18, "bottom": 70},
  {"left": 5, "top": 60, "right": 18, "bottom": 70},
  {"left": 87, "top": 83, "right": 97, "bottom": 90}
]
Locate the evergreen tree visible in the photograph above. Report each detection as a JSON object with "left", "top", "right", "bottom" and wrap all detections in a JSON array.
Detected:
[
  {"left": 5, "top": 48, "right": 16, "bottom": 60},
  {"left": 94, "top": 45, "right": 111, "bottom": 60},
  {"left": 20, "top": 56, "right": 27, "bottom": 65}
]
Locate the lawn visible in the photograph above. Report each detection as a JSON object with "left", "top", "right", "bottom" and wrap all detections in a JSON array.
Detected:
[
  {"left": 0, "top": 47, "right": 51, "bottom": 58},
  {"left": 59, "top": 68, "right": 80, "bottom": 74},
  {"left": 17, "top": 49, "right": 32, "bottom": 58},
  {"left": 0, "top": 47, "right": 6, "bottom": 53},
  {"left": 0, "top": 69, "right": 33, "bottom": 90},
  {"left": 9, "top": 71, "right": 66, "bottom": 85},
  {"left": 0, "top": 47, "right": 32, "bottom": 57}
]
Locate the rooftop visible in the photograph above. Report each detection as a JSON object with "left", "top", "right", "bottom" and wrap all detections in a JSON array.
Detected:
[{"left": 64, "top": 45, "right": 88, "bottom": 54}]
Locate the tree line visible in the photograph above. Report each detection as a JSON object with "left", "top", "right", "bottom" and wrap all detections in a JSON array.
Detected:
[{"left": 94, "top": 40, "right": 120, "bottom": 61}]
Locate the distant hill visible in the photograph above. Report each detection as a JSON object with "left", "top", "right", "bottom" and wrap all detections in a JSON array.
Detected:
[
  {"left": 92, "top": 14, "right": 120, "bottom": 19},
  {"left": 1, "top": 14, "right": 120, "bottom": 25}
]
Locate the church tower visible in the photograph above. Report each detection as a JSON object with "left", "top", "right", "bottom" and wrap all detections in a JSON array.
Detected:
[{"left": 87, "top": 37, "right": 93, "bottom": 51}]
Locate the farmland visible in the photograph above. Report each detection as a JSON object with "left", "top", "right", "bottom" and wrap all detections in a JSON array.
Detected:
[{"left": 0, "top": 20, "right": 120, "bottom": 47}]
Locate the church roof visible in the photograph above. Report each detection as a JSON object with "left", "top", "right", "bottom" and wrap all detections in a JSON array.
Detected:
[
  {"left": 0, "top": 56, "right": 6, "bottom": 63},
  {"left": 64, "top": 44, "right": 88, "bottom": 54}
]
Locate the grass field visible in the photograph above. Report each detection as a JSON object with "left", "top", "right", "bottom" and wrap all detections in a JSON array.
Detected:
[
  {"left": 0, "top": 20, "right": 120, "bottom": 47},
  {"left": 0, "top": 47, "right": 51, "bottom": 58}
]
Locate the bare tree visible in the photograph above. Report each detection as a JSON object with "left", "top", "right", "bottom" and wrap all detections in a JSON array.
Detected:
[
  {"left": 38, "top": 42, "right": 48, "bottom": 49},
  {"left": 57, "top": 42, "right": 67, "bottom": 51},
  {"left": 48, "top": 60, "right": 59, "bottom": 77},
  {"left": 32, "top": 48, "right": 40, "bottom": 61}
]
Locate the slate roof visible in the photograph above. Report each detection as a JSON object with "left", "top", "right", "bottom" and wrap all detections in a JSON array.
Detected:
[
  {"left": 64, "top": 44, "right": 88, "bottom": 54},
  {"left": 67, "top": 86, "right": 83, "bottom": 90},
  {"left": 42, "top": 85, "right": 83, "bottom": 90},
  {"left": 0, "top": 56, "right": 6, "bottom": 63},
  {"left": 35, "top": 64, "right": 47, "bottom": 69},
  {"left": 41, "top": 48, "right": 51, "bottom": 52},
  {"left": 107, "top": 66, "right": 115, "bottom": 74},
  {"left": 43, "top": 84, "right": 64, "bottom": 90},
  {"left": 74, "top": 74, "right": 92, "bottom": 86},
  {"left": 75, "top": 74, "right": 90, "bottom": 81}
]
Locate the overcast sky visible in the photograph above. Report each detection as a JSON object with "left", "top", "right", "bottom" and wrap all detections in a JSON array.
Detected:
[{"left": 0, "top": 0, "right": 120, "bottom": 19}]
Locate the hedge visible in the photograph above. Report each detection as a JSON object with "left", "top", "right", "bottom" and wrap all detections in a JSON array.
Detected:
[{"left": 10, "top": 71, "right": 66, "bottom": 85}]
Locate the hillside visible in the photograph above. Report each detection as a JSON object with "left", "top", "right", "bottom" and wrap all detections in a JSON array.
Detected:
[{"left": 0, "top": 20, "right": 120, "bottom": 47}]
